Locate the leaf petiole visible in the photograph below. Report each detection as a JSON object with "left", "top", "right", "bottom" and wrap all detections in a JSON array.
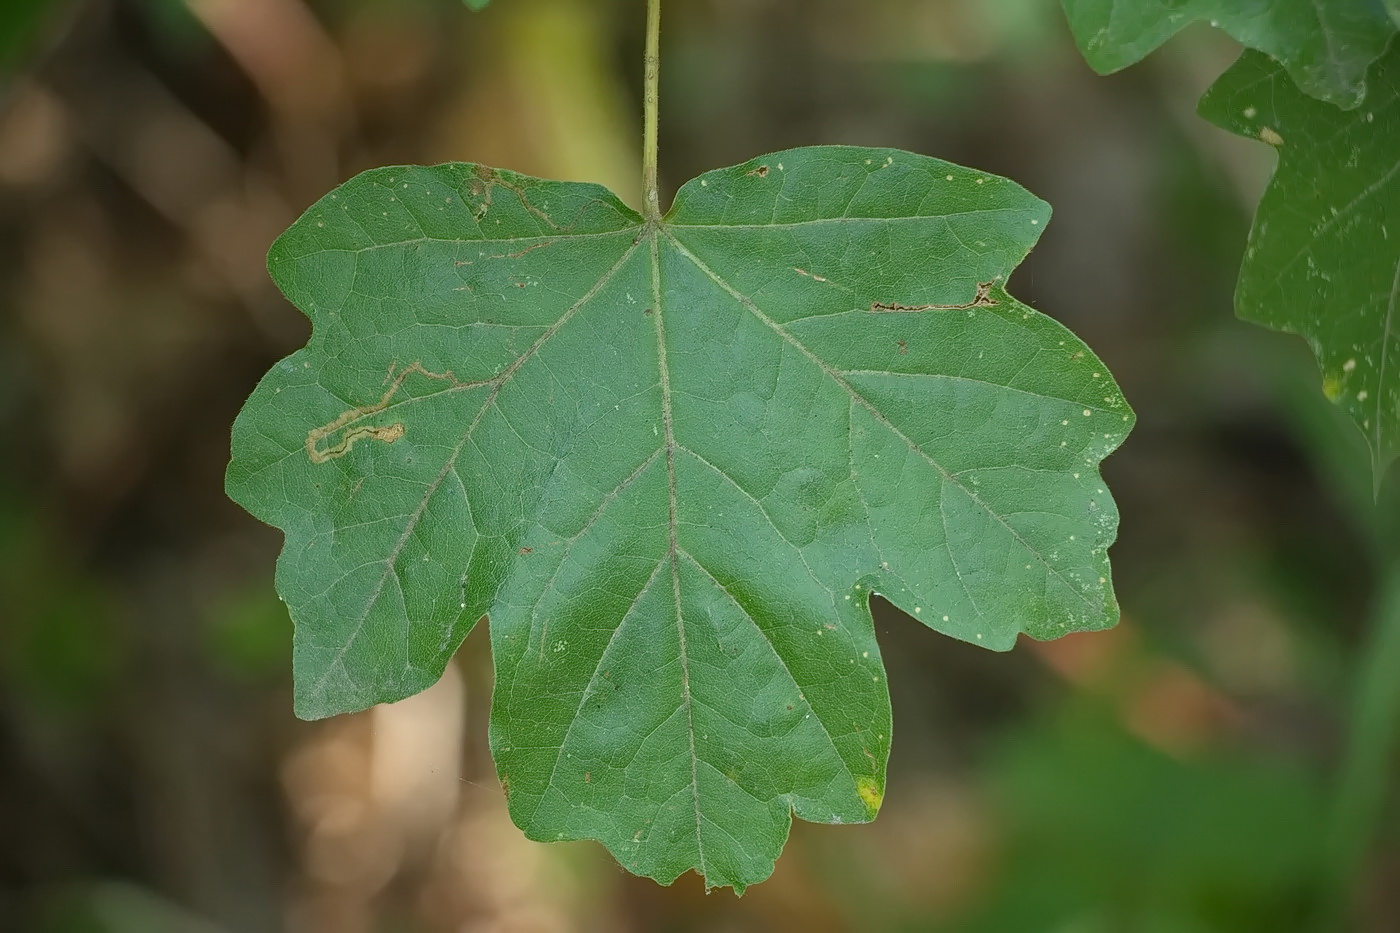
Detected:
[{"left": 642, "top": 0, "right": 661, "bottom": 221}]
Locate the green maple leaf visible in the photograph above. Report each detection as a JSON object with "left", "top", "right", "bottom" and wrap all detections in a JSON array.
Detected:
[
  {"left": 227, "top": 146, "right": 1132, "bottom": 890},
  {"left": 1061, "top": 0, "right": 1394, "bottom": 108},
  {"left": 1199, "top": 50, "right": 1400, "bottom": 481}
]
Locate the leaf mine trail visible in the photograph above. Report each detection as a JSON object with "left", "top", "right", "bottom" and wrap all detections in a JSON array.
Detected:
[{"left": 306, "top": 361, "right": 484, "bottom": 463}]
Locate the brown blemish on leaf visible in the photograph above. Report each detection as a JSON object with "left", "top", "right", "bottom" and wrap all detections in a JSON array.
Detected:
[
  {"left": 870, "top": 279, "right": 999, "bottom": 313},
  {"left": 488, "top": 240, "right": 557, "bottom": 261},
  {"left": 746, "top": 165, "right": 770, "bottom": 178},
  {"left": 306, "top": 361, "right": 482, "bottom": 464},
  {"left": 896, "top": 339, "right": 908, "bottom": 355},
  {"left": 1259, "top": 126, "right": 1284, "bottom": 147},
  {"left": 518, "top": 547, "right": 533, "bottom": 555},
  {"left": 307, "top": 424, "right": 404, "bottom": 464},
  {"left": 538, "top": 616, "right": 551, "bottom": 662},
  {"left": 509, "top": 241, "right": 553, "bottom": 259},
  {"left": 467, "top": 166, "right": 495, "bottom": 220},
  {"left": 469, "top": 165, "right": 590, "bottom": 232}
]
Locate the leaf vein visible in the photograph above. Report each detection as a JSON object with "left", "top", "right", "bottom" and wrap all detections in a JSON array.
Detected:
[
  {"left": 665, "top": 229, "right": 1105, "bottom": 618},
  {"left": 304, "top": 238, "right": 643, "bottom": 702},
  {"left": 835, "top": 369, "right": 1116, "bottom": 412},
  {"left": 666, "top": 208, "right": 1032, "bottom": 231},
  {"left": 528, "top": 556, "right": 669, "bottom": 829},
  {"left": 681, "top": 550, "right": 857, "bottom": 791}
]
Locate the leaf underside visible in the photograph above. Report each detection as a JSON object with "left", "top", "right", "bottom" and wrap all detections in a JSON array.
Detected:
[
  {"left": 227, "top": 146, "right": 1133, "bottom": 891},
  {"left": 1061, "top": 0, "right": 1394, "bottom": 108},
  {"left": 1200, "top": 50, "right": 1400, "bottom": 480}
]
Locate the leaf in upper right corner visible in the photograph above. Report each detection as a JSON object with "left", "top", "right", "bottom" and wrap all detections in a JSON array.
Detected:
[
  {"left": 1061, "top": 0, "right": 1394, "bottom": 108},
  {"left": 1198, "top": 48, "right": 1400, "bottom": 480}
]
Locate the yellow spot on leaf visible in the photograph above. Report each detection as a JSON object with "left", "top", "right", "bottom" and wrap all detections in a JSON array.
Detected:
[
  {"left": 856, "top": 776, "right": 883, "bottom": 817},
  {"left": 1322, "top": 372, "right": 1343, "bottom": 401}
]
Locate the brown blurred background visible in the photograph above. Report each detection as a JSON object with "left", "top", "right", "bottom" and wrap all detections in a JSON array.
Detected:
[{"left": 2, "top": 1, "right": 1399, "bottom": 930}]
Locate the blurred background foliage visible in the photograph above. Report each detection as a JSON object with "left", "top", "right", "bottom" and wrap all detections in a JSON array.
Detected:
[{"left": 1, "top": 0, "right": 1398, "bottom": 930}]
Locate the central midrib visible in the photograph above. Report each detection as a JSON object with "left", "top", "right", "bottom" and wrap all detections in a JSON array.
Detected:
[{"left": 647, "top": 225, "right": 708, "bottom": 875}]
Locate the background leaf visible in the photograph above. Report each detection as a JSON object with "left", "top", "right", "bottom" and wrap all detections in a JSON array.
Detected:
[
  {"left": 1199, "top": 48, "right": 1400, "bottom": 481},
  {"left": 226, "top": 146, "right": 1131, "bottom": 890},
  {"left": 1061, "top": 0, "right": 1394, "bottom": 108}
]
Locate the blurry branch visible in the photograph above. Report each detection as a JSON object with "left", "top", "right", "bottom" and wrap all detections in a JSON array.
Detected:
[
  {"left": 41, "top": 50, "right": 296, "bottom": 332},
  {"left": 184, "top": 0, "right": 354, "bottom": 194},
  {"left": 1320, "top": 567, "right": 1400, "bottom": 927},
  {"left": 183, "top": 0, "right": 344, "bottom": 121}
]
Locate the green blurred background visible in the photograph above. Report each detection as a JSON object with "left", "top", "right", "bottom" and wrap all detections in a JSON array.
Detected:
[{"left": 2, "top": 1, "right": 1398, "bottom": 930}]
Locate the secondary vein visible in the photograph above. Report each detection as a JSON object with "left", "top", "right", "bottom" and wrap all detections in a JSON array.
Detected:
[
  {"left": 306, "top": 236, "right": 645, "bottom": 703},
  {"left": 662, "top": 228, "right": 1105, "bottom": 619}
]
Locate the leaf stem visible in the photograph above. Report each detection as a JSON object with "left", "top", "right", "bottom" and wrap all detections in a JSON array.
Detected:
[{"left": 642, "top": 0, "right": 661, "bottom": 222}]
